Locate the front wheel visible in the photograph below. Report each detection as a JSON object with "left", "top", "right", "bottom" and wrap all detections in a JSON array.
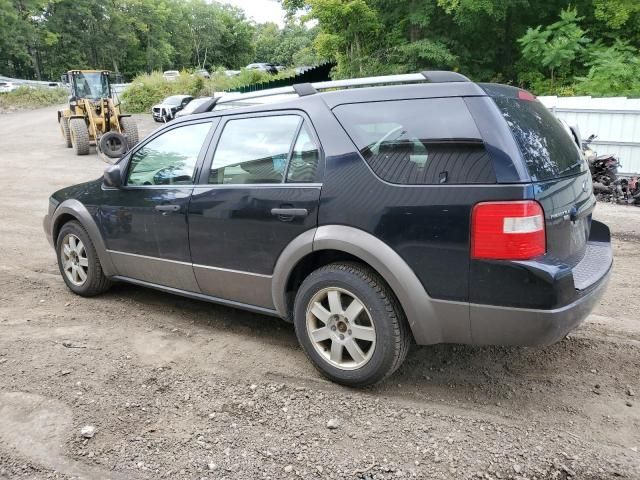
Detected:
[
  {"left": 293, "top": 262, "right": 411, "bottom": 387},
  {"left": 56, "top": 221, "right": 111, "bottom": 296},
  {"left": 69, "top": 119, "right": 90, "bottom": 155}
]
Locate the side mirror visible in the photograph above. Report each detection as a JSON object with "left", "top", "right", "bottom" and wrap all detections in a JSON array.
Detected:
[
  {"left": 103, "top": 164, "right": 123, "bottom": 188},
  {"left": 60, "top": 73, "right": 69, "bottom": 85}
]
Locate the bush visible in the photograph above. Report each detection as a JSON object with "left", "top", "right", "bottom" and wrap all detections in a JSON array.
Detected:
[
  {"left": 0, "top": 86, "right": 68, "bottom": 110},
  {"left": 120, "top": 68, "right": 294, "bottom": 113},
  {"left": 120, "top": 71, "right": 206, "bottom": 113}
]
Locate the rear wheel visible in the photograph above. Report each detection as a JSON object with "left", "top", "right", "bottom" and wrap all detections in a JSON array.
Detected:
[
  {"left": 69, "top": 119, "right": 90, "bottom": 155},
  {"left": 59, "top": 116, "right": 72, "bottom": 148},
  {"left": 119, "top": 116, "right": 139, "bottom": 149},
  {"left": 56, "top": 221, "right": 111, "bottom": 296},
  {"left": 293, "top": 262, "right": 410, "bottom": 387}
]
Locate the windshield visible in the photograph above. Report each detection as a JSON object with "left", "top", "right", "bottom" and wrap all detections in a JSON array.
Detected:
[
  {"left": 182, "top": 97, "right": 210, "bottom": 113},
  {"left": 73, "top": 72, "right": 110, "bottom": 99},
  {"left": 164, "top": 96, "right": 184, "bottom": 105}
]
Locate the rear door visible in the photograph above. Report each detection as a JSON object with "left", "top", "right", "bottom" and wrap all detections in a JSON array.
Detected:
[
  {"left": 188, "top": 111, "right": 322, "bottom": 309},
  {"left": 487, "top": 87, "right": 595, "bottom": 264}
]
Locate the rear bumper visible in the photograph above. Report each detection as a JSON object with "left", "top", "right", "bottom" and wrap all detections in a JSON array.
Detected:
[
  {"left": 468, "top": 221, "right": 612, "bottom": 346},
  {"left": 469, "top": 263, "right": 610, "bottom": 345}
]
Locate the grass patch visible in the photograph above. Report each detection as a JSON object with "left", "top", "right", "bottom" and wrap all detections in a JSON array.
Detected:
[
  {"left": 0, "top": 86, "right": 68, "bottom": 110},
  {"left": 120, "top": 68, "right": 295, "bottom": 113}
]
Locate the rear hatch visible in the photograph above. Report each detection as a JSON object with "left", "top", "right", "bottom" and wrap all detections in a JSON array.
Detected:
[{"left": 483, "top": 84, "right": 595, "bottom": 265}]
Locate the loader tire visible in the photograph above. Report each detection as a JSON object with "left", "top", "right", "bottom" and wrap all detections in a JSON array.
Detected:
[
  {"left": 59, "top": 117, "right": 72, "bottom": 148},
  {"left": 120, "top": 116, "right": 139, "bottom": 149},
  {"left": 70, "top": 119, "right": 90, "bottom": 156},
  {"left": 99, "top": 131, "right": 127, "bottom": 158}
]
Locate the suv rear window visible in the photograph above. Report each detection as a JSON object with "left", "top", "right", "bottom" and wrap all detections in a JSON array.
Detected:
[
  {"left": 333, "top": 98, "right": 496, "bottom": 185},
  {"left": 490, "top": 95, "right": 584, "bottom": 181}
]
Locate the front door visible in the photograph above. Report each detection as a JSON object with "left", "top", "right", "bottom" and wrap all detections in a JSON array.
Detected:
[
  {"left": 99, "top": 119, "right": 216, "bottom": 290},
  {"left": 188, "top": 113, "right": 322, "bottom": 308}
]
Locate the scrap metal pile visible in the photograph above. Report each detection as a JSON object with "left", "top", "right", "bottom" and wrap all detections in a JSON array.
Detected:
[{"left": 583, "top": 134, "right": 640, "bottom": 205}]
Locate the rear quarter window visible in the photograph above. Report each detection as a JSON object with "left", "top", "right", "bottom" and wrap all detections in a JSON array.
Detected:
[
  {"left": 333, "top": 98, "right": 496, "bottom": 185},
  {"left": 491, "top": 96, "right": 585, "bottom": 181}
]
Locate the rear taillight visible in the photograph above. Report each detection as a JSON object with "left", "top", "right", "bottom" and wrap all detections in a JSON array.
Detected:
[{"left": 471, "top": 201, "right": 545, "bottom": 260}]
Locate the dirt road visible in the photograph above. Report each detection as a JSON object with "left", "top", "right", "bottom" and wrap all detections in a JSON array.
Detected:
[{"left": 0, "top": 106, "right": 639, "bottom": 479}]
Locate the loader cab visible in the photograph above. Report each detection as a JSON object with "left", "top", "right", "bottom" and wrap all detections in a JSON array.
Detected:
[{"left": 61, "top": 70, "right": 122, "bottom": 101}]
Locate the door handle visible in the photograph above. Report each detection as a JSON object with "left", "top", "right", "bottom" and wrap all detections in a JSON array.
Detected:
[
  {"left": 155, "top": 204, "right": 181, "bottom": 213},
  {"left": 271, "top": 208, "right": 308, "bottom": 221}
]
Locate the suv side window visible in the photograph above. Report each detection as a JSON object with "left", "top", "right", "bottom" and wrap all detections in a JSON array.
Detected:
[
  {"left": 209, "top": 115, "right": 302, "bottom": 184},
  {"left": 127, "top": 122, "right": 211, "bottom": 186},
  {"left": 333, "top": 98, "right": 496, "bottom": 185},
  {"left": 286, "top": 123, "right": 320, "bottom": 183}
]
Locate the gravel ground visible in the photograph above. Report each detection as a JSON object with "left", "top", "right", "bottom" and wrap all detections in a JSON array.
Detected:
[{"left": 0, "top": 106, "right": 639, "bottom": 480}]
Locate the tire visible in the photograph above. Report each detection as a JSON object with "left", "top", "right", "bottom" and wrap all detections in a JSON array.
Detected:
[
  {"left": 98, "top": 131, "right": 127, "bottom": 158},
  {"left": 59, "top": 116, "right": 72, "bottom": 148},
  {"left": 119, "top": 116, "right": 139, "bottom": 149},
  {"left": 56, "top": 220, "right": 111, "bottom": 297},
  {"left": 69, "top": 119, "right": 90, "bottom": 155},
  {"left": 293, "top": 262, "right": 411, "bottom": 387}
]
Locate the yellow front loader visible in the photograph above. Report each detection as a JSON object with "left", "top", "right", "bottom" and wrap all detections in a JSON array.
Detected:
[{"left": 57, "top": 70, "right": 138, "bottom": 158}]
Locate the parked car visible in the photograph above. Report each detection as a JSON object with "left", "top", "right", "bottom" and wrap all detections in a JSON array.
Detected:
[
  {"left": 195, "top": 69, "right": 210, "bottom": 79},
  {"left": 224, "top": 70, "right": 241, "bottom": 77},
  {"left": 162, "top": 70, "right": 180, "bottom": 81},
  {"left": 174, "top": 96, "right": 213, "bottom": 118},
  {"left": 44, "top": 71, "right": 612, "bottom": 387},
  {"left": 246, "top": 63, "right": 278, "bottom": 74},
  {"left": 151, "top": 95, "right": 193, "bottom": 122},
  {"left": 0, "top": 81, "right": 18, "bottom": 93}
]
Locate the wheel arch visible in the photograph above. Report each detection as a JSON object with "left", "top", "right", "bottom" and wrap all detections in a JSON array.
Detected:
[
  {"left": 51, "top": 199, "right": 116, "bottom": 277},
  {"left": 272, "top": 225, "right": 470, "bottom": 345}
]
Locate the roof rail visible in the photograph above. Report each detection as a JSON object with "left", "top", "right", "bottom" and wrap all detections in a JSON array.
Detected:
[
  {"left": 214, "top": 70, "right": 470, "bottom": 106},
  {"left": 292, "top": 83, "right": 317, "bottom": 97},
  {"left": 420, "top": 70, "right": 470, "bottom": 83}
]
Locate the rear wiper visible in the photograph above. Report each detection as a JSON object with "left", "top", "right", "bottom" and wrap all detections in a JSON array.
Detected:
[{"left": 557, "top": 159, "right": 584, "bottom": 175}]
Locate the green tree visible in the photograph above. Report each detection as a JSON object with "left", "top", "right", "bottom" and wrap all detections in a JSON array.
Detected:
[
  {"left": 519, "top": 8, "right": 590, "bottom": 86},
  {"left": 253, "top": 22, "right": 319, "bottom": 66},
  {"left": 575, "top": 41, "right": 640, "bottom": 96},
  {"left": 593, "top": 0, "right": 640, "bottom": 29},
  {"left": 254, "top": 23, "right": 282, "bottom": 63},
  {"left": 3, "top": 0, "right": 56, "bottom": 80},
  {"left": 304, "top": 0, "right": 381, "bottom": 77},
  {"left": 2, "top": 0, "right": 640, "bottom": 95},
  {"left": 215, "top": 4, "right": 255, "bottom": 68}
]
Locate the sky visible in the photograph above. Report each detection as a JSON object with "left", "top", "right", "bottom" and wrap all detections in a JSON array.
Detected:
[{"left": 217, "top": 0, "right": 287, "bottom": 27}]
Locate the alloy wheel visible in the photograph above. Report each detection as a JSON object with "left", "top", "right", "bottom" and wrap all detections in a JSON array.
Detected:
[
  {"left": 61, "top": 234, "right": 89, "bottom": 286},
  {"left": 306, "top": 287, "right": 376, "bottom": 370}
]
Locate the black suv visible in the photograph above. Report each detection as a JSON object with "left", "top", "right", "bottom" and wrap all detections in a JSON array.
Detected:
[{"left": 44, "top": 71, "right": 612, "bottom": 386}]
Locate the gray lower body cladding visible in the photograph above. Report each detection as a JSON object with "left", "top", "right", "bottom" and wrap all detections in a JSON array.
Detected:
[{"left": 45, "top": 205, "right": 611, "bottom": 348}]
